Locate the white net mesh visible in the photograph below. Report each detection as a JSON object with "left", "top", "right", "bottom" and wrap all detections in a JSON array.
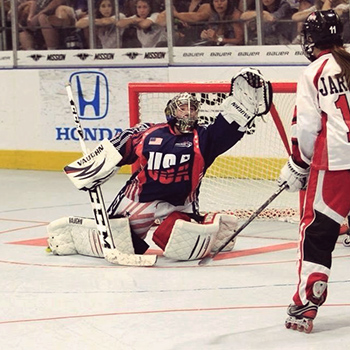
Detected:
[{"left": 130, "top": 83, "right": 299, "bottom": 221}]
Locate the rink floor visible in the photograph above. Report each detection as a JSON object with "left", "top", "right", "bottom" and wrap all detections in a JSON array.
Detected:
[{"left": 1, "top": 169, "right": 350, "bottom": 350}]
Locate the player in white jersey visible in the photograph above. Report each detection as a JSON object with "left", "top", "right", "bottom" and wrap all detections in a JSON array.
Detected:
[{"left": 278, "top": 9, "right": 350, "bottom": 333}]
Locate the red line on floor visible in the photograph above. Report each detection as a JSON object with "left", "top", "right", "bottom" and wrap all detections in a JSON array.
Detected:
[
  {"left": 7, "top": 237, "right": 48, "bottom": 246},
  {"left": 0, "top": 304, "right": 290, "bottom": 325},
  {"left": 7, "top": 240, "right": 298, "bottom": 260},
  {"left": 213, "top": 242, "right": 297, "bottom": 260},
  {"left": 0, "top": 218, "right": 48, "bottom": 224},
  {"left": 0, "top": 223, "right": 48, "bottom": 235},
  {"left": 1, "top": 303, "right": 349, "bottom": 325}
]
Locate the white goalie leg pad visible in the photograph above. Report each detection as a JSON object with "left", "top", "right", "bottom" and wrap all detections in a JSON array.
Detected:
[
  {"left": 164, "top": 217, "right": 221, "bottom": 261},
  {"left": 107, "top": 217, "right": 135, "bottom": 255},
  {"left": 207, "top": 213, "right": 239, "bottom": 253},
  {"left": 47, "top": 216, "right": 103, "bottom": 257},
  {"left": 47, "top": 217, "right": 78, "bottom": 256},
  {"left": 64, "top": 138, "right": 122, "bottom": 190},
  {"left": 47, "top": 216, "right": 134, "bottom": 257}
]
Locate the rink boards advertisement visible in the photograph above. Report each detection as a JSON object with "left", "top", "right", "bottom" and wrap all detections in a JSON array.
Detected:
[
  {"left": 0, "top": 64, "right": 303, "bottom": 171},
  {"left": 0, "top": 45, "right": 309, "bottom": 68}
]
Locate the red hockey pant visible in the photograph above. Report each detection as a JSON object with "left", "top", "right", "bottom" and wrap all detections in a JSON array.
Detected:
[{"left": 293, "top": 167, "right": 350, "bottom": 306}]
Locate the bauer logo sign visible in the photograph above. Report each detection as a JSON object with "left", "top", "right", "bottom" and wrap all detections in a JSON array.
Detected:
[
  {"left": 174, "top": 46, "right": 309, "bottom": 65},
  {"left": 69, "top": 71, "right": 109, "bottom": 120}
]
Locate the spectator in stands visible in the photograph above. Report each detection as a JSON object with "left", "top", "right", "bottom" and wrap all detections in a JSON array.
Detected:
[
  {"left": 156, "top": 0, "right": 210, "bottom": 46},
  {"left": 153, "top": 0, "right": 165, "bottom": 12},
  {"left": 291, "top": 0, "right": 324, "bottom": 43},
  {"left": 117, "top": 0, "right": 138, "bottom": 46},
  {"left": 76, "top": 0, "right": 123, "bottom": 48},
  {"left": 38, "top": 0, "right": 86, "bottom": 49},
  {"left": 199, "top": 0, "right": 244, "bottom": 45},
  {"left": 121, "top": 0, "right": 137, "bottom": 16},
  {"left": 240, "top": 0, "right": 296, "bottom": 45},
  {"left": 18, "top": 0, "right": 69, "bottom": 50},
  {"left": 116, "top": 0, "right": 166, "bottom": 47}
]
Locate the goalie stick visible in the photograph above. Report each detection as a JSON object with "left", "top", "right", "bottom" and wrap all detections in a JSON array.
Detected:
[
  {"left": 65, "top": 83, "right": 157, "bottom": 267},
  {"left": 198, "top": 182, "right": 288, "bottom": 266}
]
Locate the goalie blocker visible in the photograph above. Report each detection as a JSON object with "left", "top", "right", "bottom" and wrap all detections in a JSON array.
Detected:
[
  {"left": 47, "top": 212, "right": 238, "bottom": 261},
  {"left": 64, "top": 138, "right": 122, "bottom": 191}
]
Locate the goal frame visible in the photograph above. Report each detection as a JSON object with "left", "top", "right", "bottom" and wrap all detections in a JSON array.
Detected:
[
  {"left": 128, "top": 81, "right": 301, "bottom": 217},
  {"left": 129, "top": 82, "right": 297, "bottom": 156}
]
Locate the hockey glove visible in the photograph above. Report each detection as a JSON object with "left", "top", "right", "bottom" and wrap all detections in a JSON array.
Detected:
[
  {"left": 221, "top": 67, "right": 273, "bottom": 129},
  {"left": 64, "top": 138, "right": 122, "bottom": 191},
  {"left": 278, "top": 156, "right": 309, "bottom": 192}
]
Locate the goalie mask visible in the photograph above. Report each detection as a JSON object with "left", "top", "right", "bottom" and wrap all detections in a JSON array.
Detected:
[
  {"left": 301, "top": 10, "right": 343, "bottom": 62},
  {"left": 165, "top": 93, "right": 200, "bottom": 133}
]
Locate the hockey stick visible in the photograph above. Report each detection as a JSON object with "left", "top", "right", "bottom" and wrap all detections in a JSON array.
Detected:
[
  {"left": 198, "top": 182, "right": 288, "bottom": 266},
  {"left": 65, "top": 83, "right": 157, "bottom": 267}
]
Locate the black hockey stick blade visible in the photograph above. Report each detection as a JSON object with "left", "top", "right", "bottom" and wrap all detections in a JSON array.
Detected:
[{"left": 198, "top": 183, "right": 288, "bottom": 266}]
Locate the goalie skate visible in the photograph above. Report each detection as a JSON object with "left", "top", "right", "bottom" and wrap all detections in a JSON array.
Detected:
[
  {"left": 343, "top": 234, "right": 350, "bottom": 247},
  {"left": 285, "top": 302, "right": 318, "bottom": 333}
]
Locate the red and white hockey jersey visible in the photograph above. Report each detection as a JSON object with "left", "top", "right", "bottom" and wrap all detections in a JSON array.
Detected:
[{"left": 292, "top": 50, "right": 350, "bottom": 170}]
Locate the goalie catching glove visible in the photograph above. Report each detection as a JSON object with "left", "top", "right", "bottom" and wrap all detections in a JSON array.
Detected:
[
  {"left": 278, "top": 156, "right": 309, "bottom": 192},
  {"left": 221, "top": 67, "right": 273, "bottom": 129},
  {"left": 64, "top": 138, "right": 122, "bottom": 191}
]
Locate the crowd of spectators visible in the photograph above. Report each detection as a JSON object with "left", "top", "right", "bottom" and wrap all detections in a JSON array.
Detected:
[
  {"left": 240, "top": 0, "right": 296, "bottom": 45},
  {"left": 0, "top": 0, "right": 349, "bottom": 50}
]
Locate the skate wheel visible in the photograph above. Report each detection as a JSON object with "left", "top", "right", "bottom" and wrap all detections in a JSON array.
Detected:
[
  {"left": 285, "top": 322, "right": 291, "bottom": 329},
  {"left": 343, "top": 236, "right": 350, "bottom": 247},
  {"left": 297, "top": 324, "right": 304, "bottom": 332},
  {"left": 304, "top": 320, "right": 313, "bottom": 334},
  {"left": 291, "top": 323, "right": 298, "bottom": 330}
]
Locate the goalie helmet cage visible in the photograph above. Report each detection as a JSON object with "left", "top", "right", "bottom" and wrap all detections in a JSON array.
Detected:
[{"left": 128, "top": 82, "right": 299, "bottom": 221}]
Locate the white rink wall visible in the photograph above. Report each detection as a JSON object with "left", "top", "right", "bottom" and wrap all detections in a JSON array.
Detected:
[{"left": 0, "top": 47, "right": 309, "bottom": 171}]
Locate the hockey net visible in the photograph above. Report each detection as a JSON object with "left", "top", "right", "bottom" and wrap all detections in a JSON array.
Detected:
[{"left": 128, "top": 82, "right": 299, "bottom": 221}]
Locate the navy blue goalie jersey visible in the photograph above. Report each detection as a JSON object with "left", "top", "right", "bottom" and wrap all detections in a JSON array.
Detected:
[{"left": 110, "top": 114, "right": 245, "bottom": 206}]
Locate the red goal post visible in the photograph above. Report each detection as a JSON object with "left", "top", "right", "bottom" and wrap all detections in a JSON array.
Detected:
[{"left": 128, "top": 81, "right": 299, "bottom": 221}]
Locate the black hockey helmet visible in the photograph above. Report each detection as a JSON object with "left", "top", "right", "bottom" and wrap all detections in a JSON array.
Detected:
[
  {"left": 301, "top": 10, "right": 343, "bottom": 61},
  {"left": 164, "top": 93, "right": 200, "bottom": 133}
]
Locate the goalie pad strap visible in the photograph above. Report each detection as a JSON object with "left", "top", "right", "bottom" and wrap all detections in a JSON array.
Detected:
[
  {"left": 47, "top": 216, "right": 134, "bottom": 257},
  {"left": 64, "top": 138, "right": 122, "bottom": 190},
  {"left": 152, "top": 212, "right": 221, "bottom": 261},
  {"left": 152, "top": 211, "right": 191, "bottom": 250}
]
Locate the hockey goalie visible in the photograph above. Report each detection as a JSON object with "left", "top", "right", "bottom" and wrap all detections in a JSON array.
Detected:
[{"left": 47, "top": 68, "right": 273, "bottom": 263}]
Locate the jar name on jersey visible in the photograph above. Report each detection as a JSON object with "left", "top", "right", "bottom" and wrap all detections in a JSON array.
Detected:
[{"left": 319, "top": 75, "right": 349, "bottom": 96}]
